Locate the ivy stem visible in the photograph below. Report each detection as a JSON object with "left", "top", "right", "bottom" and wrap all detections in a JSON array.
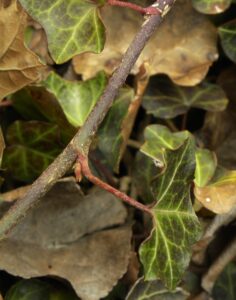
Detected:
[
  {"left": 0, "top": 0, "right": 176, "bottom": 240},
  {"left": 107, "top": 0, "right": 161, "bottom": 15},
  {"left": 164, "top": 119, "right": 178, "bottom": 132},
  {"left": 181, "top": 113, "right": 188, "bottom": 130},
  {"left": 76, "top": 154, "right": 152, "bottom": 215}
]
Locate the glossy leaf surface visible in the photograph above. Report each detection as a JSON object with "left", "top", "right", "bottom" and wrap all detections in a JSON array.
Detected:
[
  {"left": 141, "top": 125, "right": 189, "bottom": 169},
  {"left": 43, "top": 72, "right": 107, "bottom": 127},
  {"left": 219, "top": 20, "right": 236, "bottom": 63},
  {"left": 194, "top": 148, "right": 217, "bottom": 187},
  {"left": 139, "top": 137, "right": 201, "bottom": 289},
  {"left": 98, "top": 87, "right": 134, "bottom": 171},
  {"left": 143, "top": 76, "right": 228, "bottom": 119},
  {"left": 19, "top": 0, "right": 105, "bottom": 64},
  {"left": 3, "top": 121, "right": 61, "bottom": 182},
  {"left": 126, "top": 277, "right": 189, "bottom": 300},
  {"left": 5, "top": 279, "right": 79, "bottom": 300}
]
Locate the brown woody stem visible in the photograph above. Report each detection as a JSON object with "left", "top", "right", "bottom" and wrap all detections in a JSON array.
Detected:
[{"left": 0, "top": 0, "right": 175, "bottom": 240}]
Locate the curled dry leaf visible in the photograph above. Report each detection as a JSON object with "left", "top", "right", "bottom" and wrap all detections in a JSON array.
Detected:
[
  {"left": 0, "top": 180, "right": 132, "bottom": 300},
  {"left": 73, "top": 0, "right": 218, "bottom": 86},
  {"left": 0, "top": 0, "right": 45, "bottom": 101},
  {"left": 194, "top": 171, "right": 236, "bottom": 214}
]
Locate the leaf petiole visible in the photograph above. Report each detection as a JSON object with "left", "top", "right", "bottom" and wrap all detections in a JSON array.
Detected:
[
  {"left": 107, "top": 0, "right": 161, "bottom": 15},
  {"left": 75, "top": 153, "right": 152, "bottom": 214}
]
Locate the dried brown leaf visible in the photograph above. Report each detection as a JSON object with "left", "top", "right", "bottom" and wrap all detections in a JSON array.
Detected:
[
  {"left": 73, "top": 0, "right": 218, "bottom": 86},
  {"left": 0, "top": 180, "right": 131, "bottom": 300},
  {"left": 0, "top": 0, "right": 45, "bottom": 101},
  {"left": 194, "top": 171, "right": 236, "bottom": 214},
  {"left": 194, "top": 183, "right": 236, "bottom": 214}
]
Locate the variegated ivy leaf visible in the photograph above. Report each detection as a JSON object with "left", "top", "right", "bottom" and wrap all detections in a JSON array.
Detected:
[
  {"left": 126, "top": 277, "right": 189, "bottom": 300},
  {"left": 192, "top": 0, "right": 231, "bottom": 14},
  {"left": 19, "top": 0, "right": 105, "bottom": 64},
  {"left": 98, "top": 87, "right": 134, "bottom": 172},
  {"left": 141, "top": 125, "right": 189, "bottom": 169},
  {"left": 139, "top": 137, "right": 201, "bottom": 289},
  {"left": 43, "top": 71, "right": 107, "bottom": 127},
  {"left": 219, "top": 20, "right": 236, "bottom": 63},
  {"left": 5, "top": 279, "right": 78, "bottom": 300},
  {"left": 194, "top": 148, "right": 217, "bottom": 187},
  {"left": 143, "top": 76, "right": 228, "bottom": 119},
  {"left": 133, "top": 152, "right": 157, "bottom": 204},
  {"left": 3, "top": 121, "right": 61, "bottom": 182}
]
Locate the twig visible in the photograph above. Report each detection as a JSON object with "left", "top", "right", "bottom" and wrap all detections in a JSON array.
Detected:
[
  {"left": 123, "top": 65, "right": 150, "bottom": 151},
  {"left": 0, "top": 1, "right": 176, "bottom": 240},
  {"left": 202, "top": 237, "right": 236, "bottom": 293},
  {"left": 127, "top": 139, "right": 142, "bottom": 149},
  {"left": 107, "top": 0, "right": 161, "bottom": 15},
  {"left": 181, "top": 112, "right": 188, "bottom": 130},
  {"left": 76, "top": 153, "right": 152, "bottom": 214},
  {"left": 164, "top": 119, "right": 179, "bottom": 132}
]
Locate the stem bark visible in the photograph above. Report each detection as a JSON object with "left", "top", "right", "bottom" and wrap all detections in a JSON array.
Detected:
[{"left": 0, "top": 1, "right": 176, "bottom": 240}]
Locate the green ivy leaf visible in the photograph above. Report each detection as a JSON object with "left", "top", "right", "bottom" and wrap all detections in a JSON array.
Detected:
[
  {"left": 43, "top": 72, "right": 107, "bottom": 127},
  {"left": 212, "top": 263, "right": 236, "bottom": 300},
  {"left": 5, "top": 279, "right": 79, "bottom": 300},
  {"left": 126, "top": 277, "right": 189, "bottom": 300},
  {"left": 192, "top": 0, "right": 231, "bottom": 14},
  {"left": 5, "top": 279, "right": 50, "bottom": 300},
  {"left": 219, "top": 20, "right": 236, "bottom": 63},
  {"left": 11, "top": 88, "right": 48, "bottom": 121},
  {"left": 139, "top": 137, "right": 201, "bottom": 289},
  {"left": 12, "top": 87, "right": 76, "bottom": 144},
  {"left": 143, "top": 76, "right": 228, "bottom": 119},
  {"left": 194, "top": 148, "right": 217, "bottom": 187},
  {"left": 141, "top": 125, "right": 189, "bottom": 169},
  {"left": 98, "top": 87, "right": 134, "bottom": 172},
  {"left": 19, "top": 0, "right": 105, "bottom": 64},
  {"left": 133, "top": 152, "right": 157, "bottom": 204},
  {"left": 3, "top": 121, "right": 61, "bottom": 182}
]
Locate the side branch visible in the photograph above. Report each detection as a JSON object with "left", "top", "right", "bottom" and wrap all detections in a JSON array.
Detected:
[
  {"left": 0, "top": 0, "right": 175, "bottom": 240},
  {"left": 76, "top": 154, "right": 152, "bottom": 214}
]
